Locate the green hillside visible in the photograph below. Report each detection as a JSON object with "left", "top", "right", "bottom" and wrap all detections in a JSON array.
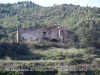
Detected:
[
  {"left": 0, "top": 1, "right": 100, "bottom": 75},
  {"left": 0, "top": 1, "right": 100, "bottom": 43},
  {"left": 0, "top": 42, "right": 100, "bottom": 75}
]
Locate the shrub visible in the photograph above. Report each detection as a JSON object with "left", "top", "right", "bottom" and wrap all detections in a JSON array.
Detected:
[
  {"left": 67, "top": 53, "right": 83, "bottom": 58},
  {"left": 86, "top": 47, "right": 100, "bottom": 55},
  {"left": 70, "top": 58, "right": 85, "bottom": 65},
  {"left": 85, "top": 57, "right": 94, "bottom": 64},
  {"left": 86, "top": 47, "right": 96, "bottom": 54},
  {"left": 75, "top": 54, "right": 83, "bottom": 58}
]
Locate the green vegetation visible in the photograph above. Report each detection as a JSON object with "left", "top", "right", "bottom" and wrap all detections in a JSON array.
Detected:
[
  {"left": 0, "top": 42, "right": 100, "bottom": 75},
  {"left": 0, "top": 1, "right": 100, "bottom": 46},
  {"left": 0, "top": 1, "right": 100, "bottom": 75}
]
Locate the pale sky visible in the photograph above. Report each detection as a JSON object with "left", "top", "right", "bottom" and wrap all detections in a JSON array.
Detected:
[{"left": 0, "top": 0, "right": 100, "bottom": 7}]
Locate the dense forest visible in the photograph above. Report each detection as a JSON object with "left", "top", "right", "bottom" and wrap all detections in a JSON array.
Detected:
[
  {"left": 0, "top": 1, "right": 100, "bottom": 75},
  {"left": 0, "top": 1, "right": 100, "bottom": 46}
]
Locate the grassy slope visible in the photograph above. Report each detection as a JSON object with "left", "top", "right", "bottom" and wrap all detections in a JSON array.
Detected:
[
  {"left": 0, "top": 47, "right": 100, "bottom": 67},
  {"left": 0, "top": 47, "right": 100, "bottom": 75}
]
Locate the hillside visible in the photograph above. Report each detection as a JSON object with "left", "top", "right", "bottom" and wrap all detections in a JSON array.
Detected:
[
  {"left": 0, "top": 1, "right": 100, "bottom": 42},
  {"left": 0, "top": 42, "right": 100, "bottom": 75},
  {"left": 0, "top": 1, "right": 100, "bottom": 75}
]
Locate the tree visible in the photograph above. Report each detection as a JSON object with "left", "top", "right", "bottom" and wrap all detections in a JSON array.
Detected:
[{"left": 75, "top": 18, "right": 100, "bottom": 46}]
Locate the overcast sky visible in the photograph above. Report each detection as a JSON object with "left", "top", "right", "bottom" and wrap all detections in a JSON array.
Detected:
[{"left": 0, "top": 0, "right": 100, "bottom": 7}]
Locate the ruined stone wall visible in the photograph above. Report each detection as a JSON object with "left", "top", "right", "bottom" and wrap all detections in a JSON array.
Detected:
[
  {"left": 63, "top": 30, "right": 69, "bottom": 43},
  {"left": 49, "top": 28, "right": 60, "bottom": 40},
  {"left": 17, "top": 25, "right": 74, "bottom": 43},
  {"left": 68, "top": 32, "right": 74, "bottom": 41},
  {"left": 17, "top": 28, "right": 43, "bottom": 42},
  {"left": 17, "top": 27, "right": 61, "bottom": 42}
]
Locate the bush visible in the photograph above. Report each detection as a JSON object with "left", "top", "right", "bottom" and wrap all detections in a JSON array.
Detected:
[
  {"left": 86, "top": 47, "right": 100, "bottom": 55},
  {"left": 70, "top": 58, "right": 85, "bottom": 65},
  {"left": 86, "top": 47, "right": 96, "bottom": 54},
  {"left": 0, "top": 42, "right": 32, "bottom": 60},
  {"left": 85, "top": 57, "right": 94, "bottom": 64},
  {"left": 67, "top": 53, "right": 83, "bottom": 58}
]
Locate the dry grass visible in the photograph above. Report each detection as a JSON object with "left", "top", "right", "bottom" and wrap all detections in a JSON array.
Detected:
[{"left": 32, "top": 47, "right": 86, "bottom": 59}]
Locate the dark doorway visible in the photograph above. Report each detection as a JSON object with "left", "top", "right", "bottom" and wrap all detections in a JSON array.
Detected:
[{"left": 51, "top": 39, "right": 58, "bottom": 42}]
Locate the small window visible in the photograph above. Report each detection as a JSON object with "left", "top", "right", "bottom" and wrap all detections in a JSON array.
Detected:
[{"left": 43, "top": 32, "right": 46, "bottom": 36}]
